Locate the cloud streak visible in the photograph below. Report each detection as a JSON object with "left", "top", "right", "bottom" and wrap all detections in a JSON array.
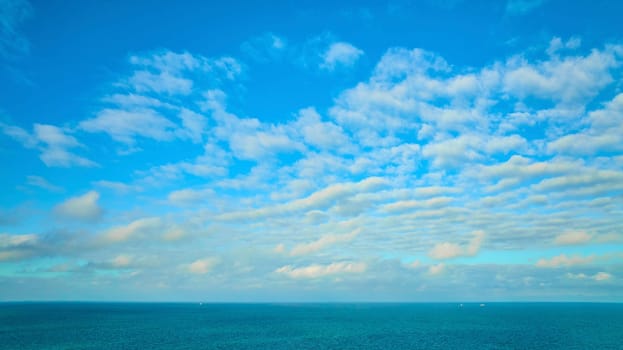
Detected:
[
  {"left": 0, "top": 0, "right": 32, "bottom": 59},
  {"left": 275, "top": 262, "right": 366, "bottom": 279},
  {"left": 289, "top": 229, "right": 360, "bottom": 256},
  {"left": 536, "top": 254, "right": 594, "bottom": 268},
  {"left": 1, "top": 123, "right": 98, "bottom": 167}
]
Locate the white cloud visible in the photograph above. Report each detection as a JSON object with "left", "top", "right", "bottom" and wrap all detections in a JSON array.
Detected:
[
  {"left": 129, "top": 51, "right": 201, "bottom": 72},
  {"left": 429, "top": 242, "right": 463, "bottom": 260},
  {"left": 477, "top": 155, "right": 579, "bottom": 181},
  {"left": 381, "top": 197, "right": 454, "bottom": 213},
  {"left": 565, "top": 272, "right": 588, "bottom": 280},
  {"left": 0, "top": 233, "right": 38, "bottom": 261},
  {"left": 129, "top": 50, "right": 241, "bottom": 81},
  {"left": 76, "top": 51, "right": 242, "bottom": 150},
  {"left": 217, "top": 177, "right": 388, "bottom": 221},
  {"left": 554, "top": 231, "right": 593, "bottom": 245},
  {"left": 93, "top": 180, "right": 139, "bottom": 193},
  {"left": 348, "top": 143, "right": 420, "bottom": 175},
  {"left": 294, "top": 107, "right": 353, "bottom": 151},
  {"left": 126, "top": 51, "right": 228, "bottom": 95},
  {"left": 111, "top": 254, "right": 133, "bottom": 268},
  {"left": 289, "top": 177, "right": 386, "bottom": 212},
  {"left": 159, "top": 227, "right": 183, "bottom": 241},
  {"left": 428, "top": 263, "right": 445, "bottom": 275},
  {"left": 503, "top": 46, "right": 620, "bottom": 106},
  {"left": 422, "top": 133, "right": 530, "bottom": 170},
  {"left": 466, "top": 230, "right": 485, "bottom": 255},
  {"left": 34, "top": 124, "right": 80, "bottom": 148},
  {"left": 35, "top": 124, "right": 97, "bottom": 167},
  {"left": 429, "top": 231, "right": 485, "bottom": 260},
  {"left": 536, "top": 254, "right": 594, "bottom": 268},
  {"left": 54, "top": 191, "right": 102, "bottom": 222},
  {"left": 414, "top": 186, "right": 461, "bottom": 197},
  {"left": 531, "top": 170, "right": 623, "bottom": 193},
  {"left": 275, "top": 261, "right": 366, "bottom": 279},
  {"left": 0, "top": 122, "right": 37, "bottom": 147},
  {"left": 327, "top": 41, "right": 623, "bottom": 165},
  {"left": 129, "top": 70, "right": 193, "bottom": 95},
  {"left": 484, "top": 135, "right": 529, "bottom": 154},
  {"left": 100, "top": 217, "right": 162, "bottom": 244},
  {"left": 79, "top": 108, "right": 177, "bottom": 145},
  {"left": 228, "top": 127, "right": 304, "bottom": 160},
  {"left": 204, "top": 95, "right": 306, "bottom": 161},
  {"left": 0, "top": 233, "right": 37, "bottom": 248},
  {"left": 208, "top": 56, "right": 243, "bottom": 80},
  {"left": 5, "top": 38, "right": 623, "bottom": 300},
  {"left": 287, "top": 151, "right": 349, "bottom": 181},
  {"left": 566, "top": 271, "right": 613, "bottom": 281},
  {"left": 290, "top": 229, "right": 360, "bottom": 256},
  {"left": 405, "top": 260, "right": 421, "bottom": 269},
  {"left": 187, "top": 257, "right": 218, "bottom": 274},
  {"left": 139, "top": 142, "right": 229, "bottom": 185},
  {"left": 372, "top": 48, "right": 450, "bottom": 83},
  {"left": 176, "top": 108, "right": 207, "bottom": 143},
  {"left": 167, "top": 187, "right": 214, "bottom": 205},
  {"left": 26, "top": 175, "right": 63, "bottom": 192},
  {"left": 273, "top": 243, "right": 286, "bottom": 254},
  {"left": 102, "top": 93, "right": 168, "bottom": 108},
  {"left": 320, "top": 42, "right": 363, "bottom": 71},
  {"left": 593, "top": 272, "right": 612, "bottom": 281},
  {"left": 327, "top": 48, "right": 499, "bottom": 150},
  {"left": 1, "top": 123, "right": 97, "bottom": 167},
  {"left": 548, "top": 93, "right": 623, "bottom": 155},
  {"left": 241, "top": 32, "right": 287, "bottom": 62},
  {"left": 546, "top": 37, "right": 581, "bottom": 56}
]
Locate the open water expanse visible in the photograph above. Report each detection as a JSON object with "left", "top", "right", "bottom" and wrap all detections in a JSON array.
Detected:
[{"left": 1, "top": 302, "right": 622, "bottom": 349}]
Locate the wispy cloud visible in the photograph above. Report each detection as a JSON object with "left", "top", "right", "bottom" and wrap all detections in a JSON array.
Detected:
[
  {"left": 536, "top": 254, "right": 594, "bottom": 268},
  {"left": 1, "top": 123, "right": 98, "bottom": 167},
  {"left": 289, "top": 229, "right": 360, "bottom": 256},
  {"left": 275, "top": 261, "right": 366, "bottom": 279},
  {"left": 566, "top": 271, "right": 613, "bottom": 282},
  {"left": 78, "top": 51, "right": 242, "bottom": 151},
  {"left": 505, "top": 0, "right": 546, "bottom": 15},
  {"left": 0, "top": 0, "right": 32, "bottom": 59},
  {"left": 26, "top": 175, "right": 63, "bottom": 193},
  {"left": 79, "top": 108, "right": 179, "bottom": 145},
  {"left": 554, "top": 231, "right": 593, "bottom": 246},
  {"left": 240, "top": 32, "right": 287, "bottom": 62},
  {"left": 99, "top": 217, "right": 162, "bottom": 244}
]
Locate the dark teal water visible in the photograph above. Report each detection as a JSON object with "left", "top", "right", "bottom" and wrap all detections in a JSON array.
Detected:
[{"left": 1, "top": 303, "right": 622, "bottom": 349}]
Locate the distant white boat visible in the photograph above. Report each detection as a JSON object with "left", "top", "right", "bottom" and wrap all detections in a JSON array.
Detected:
[{"left": 480, "top": 303, "right": 485, "bottom": 307}]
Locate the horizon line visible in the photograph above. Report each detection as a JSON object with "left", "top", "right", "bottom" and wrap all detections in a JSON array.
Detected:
[{"left": 2, "top": 300, "right": 622, "bottom": 304}]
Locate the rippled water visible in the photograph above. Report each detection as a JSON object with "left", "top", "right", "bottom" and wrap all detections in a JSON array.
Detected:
[{"left": 1, "top": 303, "right": 622, "bottom": 349}]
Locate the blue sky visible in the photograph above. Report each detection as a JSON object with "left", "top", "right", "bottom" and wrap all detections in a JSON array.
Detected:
[{"left": 1, "top": 0, "right": 622, "bottom": 301}]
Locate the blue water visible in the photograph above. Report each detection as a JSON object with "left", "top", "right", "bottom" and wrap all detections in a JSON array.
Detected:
[{"left": 1, "top": 303, "right": 621, "bottom": 349}]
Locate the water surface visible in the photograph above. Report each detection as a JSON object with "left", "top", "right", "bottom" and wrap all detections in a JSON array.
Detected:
[{"left": 1, "top": 303, "right": 621, "bottom": 349}]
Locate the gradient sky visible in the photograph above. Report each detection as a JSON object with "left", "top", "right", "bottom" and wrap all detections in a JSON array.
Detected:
[{"left": 1, "top": 0, "right": 622, "bottom": 301}]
